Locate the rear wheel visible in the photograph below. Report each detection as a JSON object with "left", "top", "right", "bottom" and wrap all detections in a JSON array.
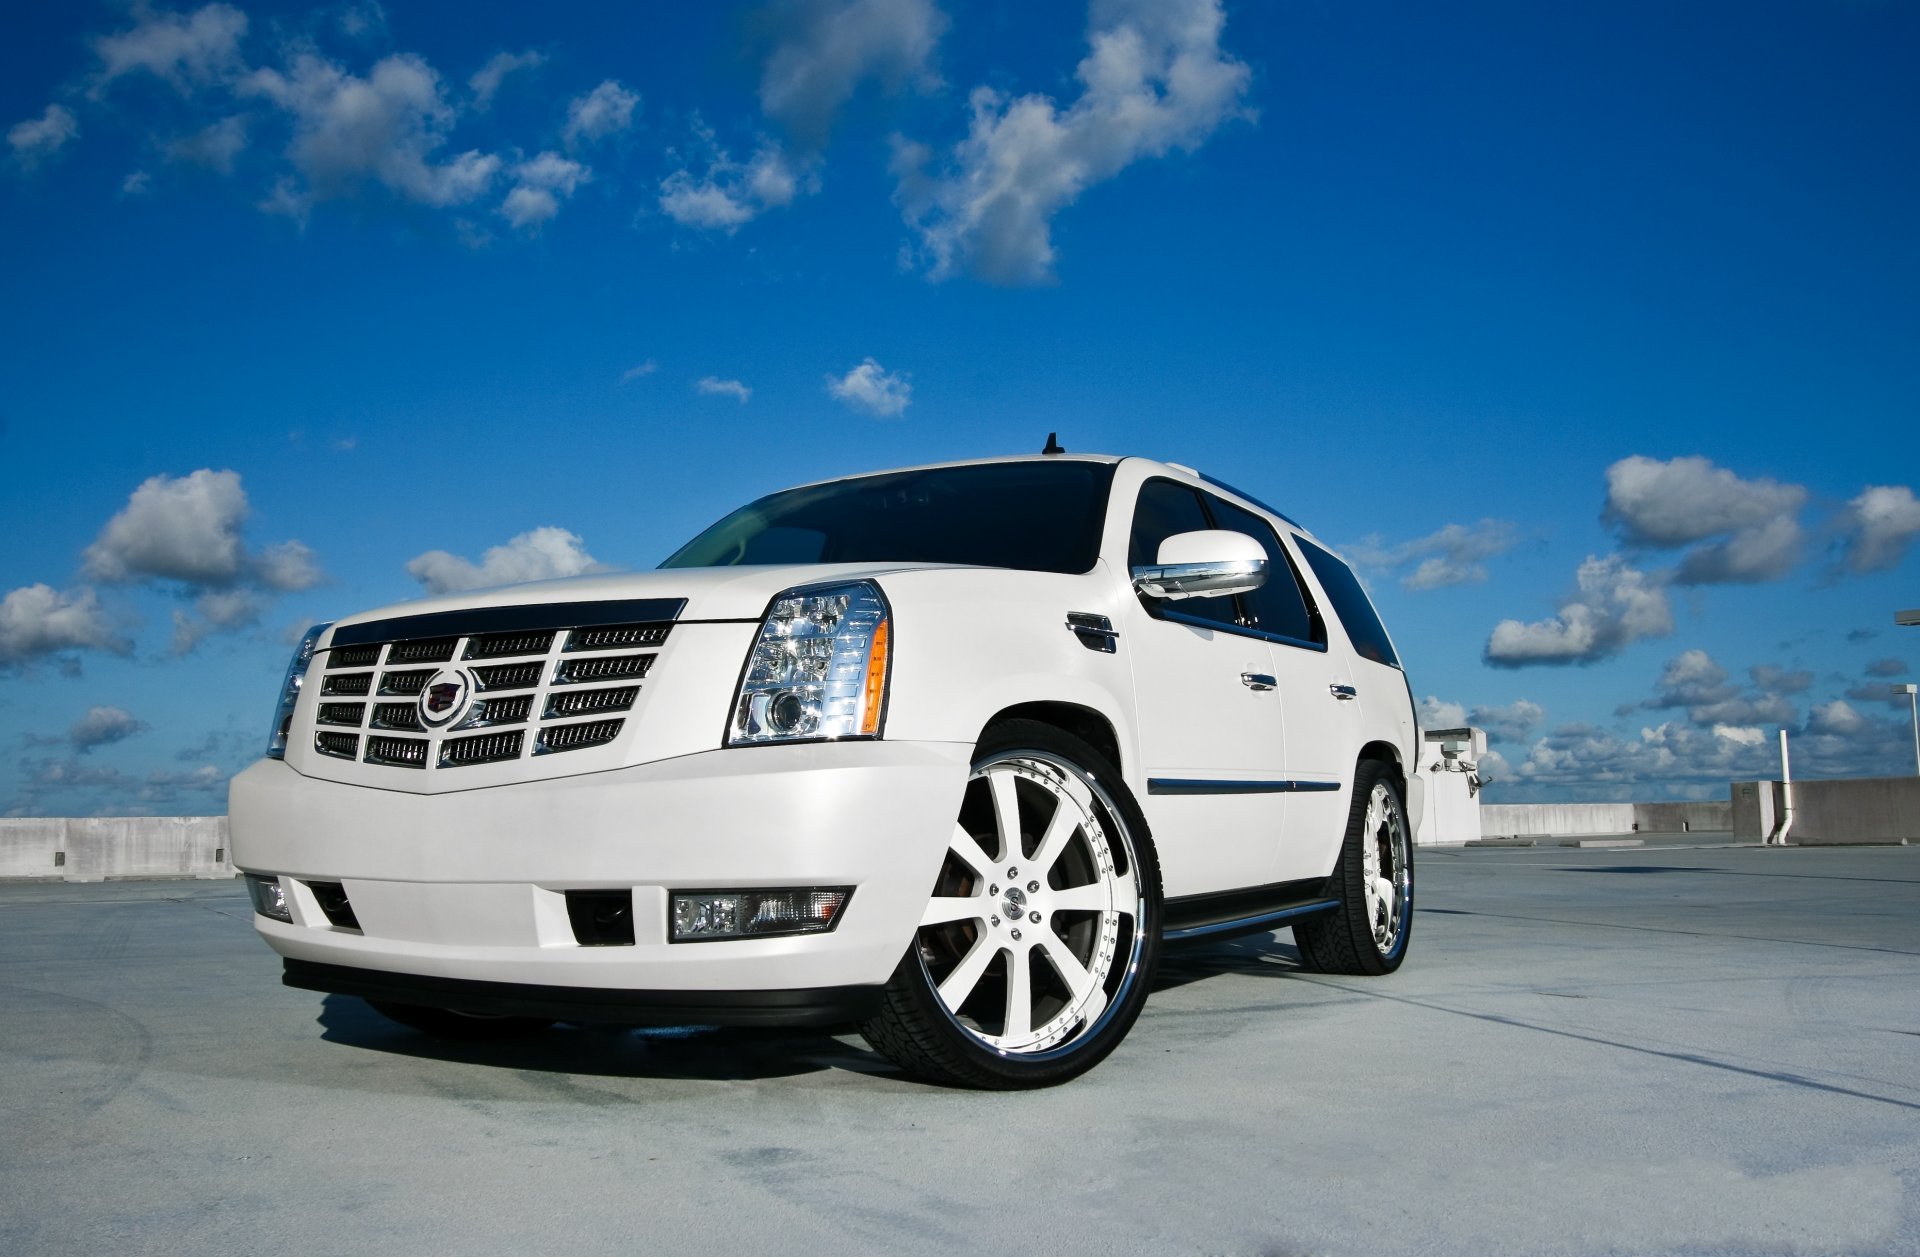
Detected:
[
  {"left": 859, "top": 720, "right": 1161, "bottom": 1088},
  {"left": 1294, "top": 759, "right": 1413, "bottom": 975},
  {"left": 366, "top": 1000, "right": 554, "bottom": 1040}
]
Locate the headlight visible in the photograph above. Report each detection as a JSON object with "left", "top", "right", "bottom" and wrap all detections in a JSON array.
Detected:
[
  {"left": 729, "top": 581, "right": 890, "bottom": 745},
  {"left": 265, "top": 622, "right": 332, "bottom": 759}
]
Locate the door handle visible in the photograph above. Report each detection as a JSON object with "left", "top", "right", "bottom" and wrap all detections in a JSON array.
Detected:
[
  {"left": 1329, "top": 684, "right": 1357, "bottom": 701},
  {"left": 1241, "top": 672, "right": 1276, "bottom": 691}
]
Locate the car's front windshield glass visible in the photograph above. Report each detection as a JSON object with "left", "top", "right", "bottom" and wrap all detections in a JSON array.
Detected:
[{"left": 661, "top": 460, "right": 1118, "bottom": 574}]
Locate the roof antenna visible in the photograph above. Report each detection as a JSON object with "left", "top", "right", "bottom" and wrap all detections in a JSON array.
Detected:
[{"left": 1041, "top": 432, "right": 1066, "bottom": 455}]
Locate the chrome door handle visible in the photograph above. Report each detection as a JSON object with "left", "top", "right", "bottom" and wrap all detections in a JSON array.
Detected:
[
  {"left": 1329, "top": 684, "right": 1357, "bottom": 701},
  {"left": 1241, "top": 672, "right": 1276, "bottom": 691}
]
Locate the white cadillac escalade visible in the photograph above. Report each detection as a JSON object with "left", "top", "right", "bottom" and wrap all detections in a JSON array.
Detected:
[{"left": 230, "top": 451, "right": 1419, "bottom": 1088}]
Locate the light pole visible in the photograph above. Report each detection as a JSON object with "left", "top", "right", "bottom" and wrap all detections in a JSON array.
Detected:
[{"left": 1900, "top": 683, "right": 1920, "bottom": 777}]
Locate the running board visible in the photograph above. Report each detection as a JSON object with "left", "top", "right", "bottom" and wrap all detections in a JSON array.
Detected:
[{"left": 1161, "top": 878, "right": 1341, "bottom": 944}]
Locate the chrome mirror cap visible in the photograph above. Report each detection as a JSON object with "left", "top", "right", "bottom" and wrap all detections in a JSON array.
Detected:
[{"left": 1132, "top": 529, "right": 1269, "bottom": 600}]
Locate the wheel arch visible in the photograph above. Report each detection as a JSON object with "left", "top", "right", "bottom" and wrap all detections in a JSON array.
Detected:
[
  {"left": 1357, "top": 739, "right": 1407, "bottom": 789},
  {"left": 979, "top": 701, "right": 1124, "bottom": 778}
]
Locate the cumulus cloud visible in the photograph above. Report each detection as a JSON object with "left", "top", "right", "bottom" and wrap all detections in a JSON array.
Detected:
[
  {"left": 1347, "top": 519, "right": 1520, "bottom": 591},
  {"left": 406, "top": 526, "right": 611, "bottom": 595},
  {"left": 1418, "top": 696, "right": 1466, "bottom": 729},
  {"left": 696, "top": 376, "right": 752, "bottom": 403},
  {"left": 1485, "top": 555, "right": 1673, "bottom": 667},
  {"left": 826, "top": 357, "right": 911, "bottom": 416},
  {"left": 171, "top": 588, "right": 267, "bottom": 653},
  {"left": 896, "top": 0, "right": 1251, "bottom": 284},
  {"left": 499, "top": 151, "right": 590, "bottom": 230},
  {"left": 1602, "top": 455, "right": 1807, "bottom": 585},
  {"left": 92, "top": 3, "right": 249, "bottom": 93},
  {"left": 83, "top": 469, "right": 251, "bottom": 586},
  {"left": 469, "top": 49, "right": 546, "bottom": 110},
  {"left": 242, "top": 53, "right": 500, "bottom": 217},
  {"left": 1636, "top": 649, "right": 1795, "bottom": 728},
  {"left": 1865, "top": 658, "right": 1909, "bottom": 679},
  {"left": 758, "top": 0, "right": 947, "bottom": 145},
  {"left": 166, "top": 115, "right": 248, "bottom": 172},
  {"left": 659, "top": 124, "right": 810, "bottom": 230},
  {"left": 563, "top": 80, "right": 640, "bottom": 148},
  {"left": 0, "top": 585, "right": 128, "bottom": 668},
  {"left": 8, "top": 105, "right": 81, "bottom": 166},
  {"left": 1471, "top": 699, "right": 1545, "bottom": 744},
  {"left": 69, "top": 706, "right": 147, "bottom": 754},
  {"left": 1837, "top": 485, "right": 1920, "bottom": 574}
]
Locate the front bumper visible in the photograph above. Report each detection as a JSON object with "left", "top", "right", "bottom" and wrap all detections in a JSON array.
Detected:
[{"left": 229, "top": 740, "right": 972, "bottom": 1005}]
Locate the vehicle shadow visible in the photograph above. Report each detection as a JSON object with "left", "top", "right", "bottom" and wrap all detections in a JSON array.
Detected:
[{"left": 1153, "top": 930, "right": 1306, "bottom": 993}]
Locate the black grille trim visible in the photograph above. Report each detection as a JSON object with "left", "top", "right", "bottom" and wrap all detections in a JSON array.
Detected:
[
  {"left": 365, "top": 736, "right": 429, "bottom": 769},
  {"left": 565, "top": 623, "right": 672, "bottom": 652},
  {"left": 466, "top": 630, "right": 556, "bottom": 660},
  {"left": 545, "top": 686, "right": 639, "bottom": 718},
  {"left": 386, "top": 637, "right": 458, "bottom": 664},
  {"left": 553, "top": 654, "right": 653, "bottom": 685},
  {"left": 370, "top": 703, "right": 422, "bottom": 731},
  {"left": 321, "top": 673, "right": 372, "bottom": 697},
  {"left": 473, "top": 662, "right": 542, "bottom": 691},
  {"left": 327, "top": 645, "right": 381, "bottom": 669},
  {"left": 316, "top": 702, "right": 366, "bottom": 727},
  {"left": 457, "top": 695, "right": 533, "bottom": 728},
  {"left": 330, "top": 599, "right": 687, "bottom": 649},
  {"left": 441, "top": 730, "right": 525, "bottom": 767},
  {"left": 537, "top": 719, "right": 624, "bottom": 754},
  {"left": 379, "top": 669, "right": 434, "bottom": 696},
  {"left": 314, "top": 731, "right": 360, "bottom": 759}
]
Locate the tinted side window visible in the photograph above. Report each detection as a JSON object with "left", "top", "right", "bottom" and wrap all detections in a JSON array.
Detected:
[
  {"left": 1203, "top": 496, "right": 1322, "bottom": 646},
  {"left": 1296, "top": 539, "right": 1400, "bottom": 667},
  {"left": 1127, "top": 480, "right": 1238, "bottom": 628}
]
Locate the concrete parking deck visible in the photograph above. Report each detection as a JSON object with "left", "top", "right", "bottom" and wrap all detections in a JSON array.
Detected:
[{"left": 3, "top": 842, "right": 1916, "bottom": 1255}]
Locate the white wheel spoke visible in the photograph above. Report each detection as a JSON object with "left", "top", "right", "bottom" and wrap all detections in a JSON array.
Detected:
[
  {"left": 946, "top": 823, "right": 995, "bottom": 879},
  {"left": 1003, "top": 946, "right": 1034, "bottom": 1041},
  {"left": 1371, "top": 875, "right": 1397, "bottom": 919},
  {"left": 1051, "top": 883, "right": 1111, "bottom": 914},
  {"left": 1039, "top": 934, "right": 1094, "bottom": 997},
  {"left": 937, "top": 937, "right": 998, "bottom": 1010},
  {"left": 921, "top": 896, "right": 983, "bottom": 927},
  {"left": 988, "top": 771, "right": 1022, "bottom": 863},
  {"left": 1029, "top": 796, "right": 1081, "bottom": 877}
]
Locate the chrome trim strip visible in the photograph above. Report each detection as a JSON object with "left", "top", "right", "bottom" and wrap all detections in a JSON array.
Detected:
[
  {"left": 1153, "top": 608, "right": 1329, "bottom": 654},
  {"left": 330, "top": 598, "right": 687, "bottom": 649},
  {"left": 1147, "top": 778, "right": 1343, "bottom": 795},
  {"left": 1162, "top": 898, "right": 1342, "bottom": 942}
]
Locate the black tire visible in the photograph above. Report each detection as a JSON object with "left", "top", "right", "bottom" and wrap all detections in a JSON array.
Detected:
[
  {"left": 859, "top": 719, "right": 1162, "bottom": 1089},
  {"left": 366, "top": 1000, "right": 555, "bottom": 1041},
  {"left": 1294, "top": 758, "right": 1413, "bottom": 975}
]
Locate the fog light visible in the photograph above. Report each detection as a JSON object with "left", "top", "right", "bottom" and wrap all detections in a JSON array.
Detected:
[
  {"left": 246, "top": 875, "right": 292, "bottom": 923},
  {"left": 670, "top": 888, "right": 851, "bottom": 942}
]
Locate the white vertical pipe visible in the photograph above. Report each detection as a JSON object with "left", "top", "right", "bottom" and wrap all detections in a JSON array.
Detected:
[{"left": 1768, "top": 728, "right": 1794, "bottom": 846}]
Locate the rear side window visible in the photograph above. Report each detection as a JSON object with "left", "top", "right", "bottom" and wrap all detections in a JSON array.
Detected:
[{"left": 1296, "top": 539, "right": 1400, "bottom": 667}]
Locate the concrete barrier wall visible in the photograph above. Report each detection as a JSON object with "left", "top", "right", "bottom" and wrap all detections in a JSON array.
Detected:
[
  {"left": 1732, "top": 777, "right": 1919, "bottom": 845},
  {"left": 1479, "top": 801, "right": 1733, "bottom": 838},
  {"left": 0, "top": 817, "right": 234, "bottom": 882}
]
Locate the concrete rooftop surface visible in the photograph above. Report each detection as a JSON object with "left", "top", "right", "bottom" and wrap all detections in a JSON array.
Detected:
[{"left": 2, "top": 841, "right": 1916, "bottom": 1256}]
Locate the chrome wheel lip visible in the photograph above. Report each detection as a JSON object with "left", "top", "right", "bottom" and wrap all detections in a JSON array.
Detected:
[
  {"left": 1360, "top": 779, "right": 1411, "bottom": 956},
  {"left": 918, "top": 748, "right": 1148, "bottom": 1061}
]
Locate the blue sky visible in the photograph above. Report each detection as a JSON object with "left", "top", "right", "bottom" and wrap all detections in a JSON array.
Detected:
[{"left": 4, "top": 0, "right": 1917, "bottom": 815}]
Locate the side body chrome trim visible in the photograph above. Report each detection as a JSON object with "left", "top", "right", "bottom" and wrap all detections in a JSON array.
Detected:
[{"left": 1147, "top": 778, "right": 1342, "bottom": 795}]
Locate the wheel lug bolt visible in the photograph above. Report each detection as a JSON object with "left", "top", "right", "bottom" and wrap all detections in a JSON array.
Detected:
[
  {"left": 1011, "top": 928, "right": 1022, "bottom": 941},
  {"left": 1007, "top": 866, "right": 1019, "bottom": 878},
  {"left": 990, "top": 915, "right": 1000, "bottom": 927},
  {"left": 1029, "top": 911, "right": 1041, "bottom": 923},
  {"left": 988, "top": 884, "right": 999, "bottom": 896},
  {"left": 1026, "top": 881, "right": 1039, "bottom": 893}
]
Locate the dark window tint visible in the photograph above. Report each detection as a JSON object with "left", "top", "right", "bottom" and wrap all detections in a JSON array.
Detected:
[
  {"left": 1127, "top": 480, "right": 1238, "bottom": 628},
  {"left": 662, "top": 461, "right": 1117, "bottom": 575},
  {"left": 1203, "top": 497, "right": 1321, "bottom": 646},
  {"left": 1296, "top": 539, "right": 1400, "bottom": 667}
]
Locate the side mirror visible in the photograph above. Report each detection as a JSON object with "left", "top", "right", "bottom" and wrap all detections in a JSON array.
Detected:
[{"left": 1131, "top": 530, "right": 1268, "bottom": 600}]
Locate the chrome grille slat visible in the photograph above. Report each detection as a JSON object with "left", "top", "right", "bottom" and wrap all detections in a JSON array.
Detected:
[
  {"left": 566, "top": 623, "right": 672, "bottom": 652},
  {"left": 441, "top": 730, "right": 525, "bottom": 767},
  {"left": 455, "top": 695, "right": 533, "bottom": 729},
  {"left": 553, "top": 654, "right": 653, "bottom": 685},
  {"left": 473, "top": 662, "right": 542, "bottom": 691},
  {"left": 387, "top": 637, "right": 458, "bottom": 664},
  {"left": 466, "top": 631, "right": 556, "bottom": 660},
  {"left": 544, "top": 686, "right": 639, "bottom": 719},
  {"left": 537, "top": 719, "right": 624, "bottom": 754},
  {"left": 316, "top": 702, "right": 366, "bottom": 727},
  {"left": 327, "top": 645, "right": 381, "bottom": 669},
  {"left": 315, "top": 731, "right": 360, "bottom": 759},
  {"left": 379, "top": 669, "right": 434, "bottom": 696},
  {"left": 321, "top": 673, "right": 372, "bottom": 697},
  {"left": 371, "top": 702, "right": 423, "bottom": 731},
  {"left": 365, "top": 736, "right": 428, "bottom": 768}
]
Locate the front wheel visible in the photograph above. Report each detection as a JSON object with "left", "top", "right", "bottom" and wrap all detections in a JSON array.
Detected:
[
  {"left": 1294, "top": 759, "right": 1413, "bottom": 975},
  {"left": 859, "top": 720, "right": 1161, "bottom": 1089}
]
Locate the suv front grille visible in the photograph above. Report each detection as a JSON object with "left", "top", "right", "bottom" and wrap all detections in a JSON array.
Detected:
[{"left": 304, "top": 607, "right": 675, "bottom": 776}]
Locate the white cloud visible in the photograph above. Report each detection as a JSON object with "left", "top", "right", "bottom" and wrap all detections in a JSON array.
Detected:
[
  {"left": 469, "top": 49, "right": 546, "bottom": 110},
  {"left": 405, "top": 527, "right": 611, "bottom": 595},
  {"left": 92, "top": 3, "right": 249, "bottom": 93},
  {"left": 167, "top": 115, "right": 248, "bottom": 172},
  {"left": 1485, "top": 555, "right": 1673, "bottom": 667},
  {"left": 1347, "top": 519, "right": 1520, "bottom": 591},
  {"left": 1807, "top": 699, "right": 1867, "bottom": 738},
  {"left": 0, "top": 585, "right": 127, "bottom": 667},
  {"left": 1471, "top": 699, "right": 1545, "bottom": 744},
  {"left": 8, "top": 105, "right": 81, "bottom": 165},
  {"left": 499, "top": 151, "right": 590, "bottom": 230},
  {"left": 83, "top": 469, "right": 250, "bottom": 586},
  {"left": 241, "top": 53, "right": 500, "bottom": 216},
  {"left": 563, "top": 80, "right": 640, "bottom": 148},
  {"left": 1713, "top": 724, "right": 1766, "bottom": 747},
  {"left": 826, "top": 357, "right": 911, "bottom": 416},
  {"left": 69, "top": 706, "right": 148, "bottom": 754},
  {"left": 1418, "top": 696, "right": 1467, "bottom": 729},
  {"left": 1603, "top": 455, "right": 1806, "bottom": 585},
  {"left": 759, "top": 0, "right": 947, "bottom": 145},
  {"left": 896, "top": 0, "right": 1251, "bottom": 284},
  {"left": 659, "top": 127, "right": 810, "bottom": 231},
  {"left": 620, "top": 360, "right": 658, "bottom": 383},
  {"left": 1837, "top": 484, "right": 1920, "bottom": 574},
  {"left": 1637, "top": 649, "right": 1796, "bottom": 728},
  {"left": 696, "top": 376, "right": 753, "bottom": 403},
  {"left": 254, "top": 540, "right": 323, "bottom": 591}
]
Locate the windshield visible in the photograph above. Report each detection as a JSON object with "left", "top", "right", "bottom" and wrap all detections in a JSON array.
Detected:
[{"left": 661, "top": 460, "right": 1118, "bottom": 574}]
